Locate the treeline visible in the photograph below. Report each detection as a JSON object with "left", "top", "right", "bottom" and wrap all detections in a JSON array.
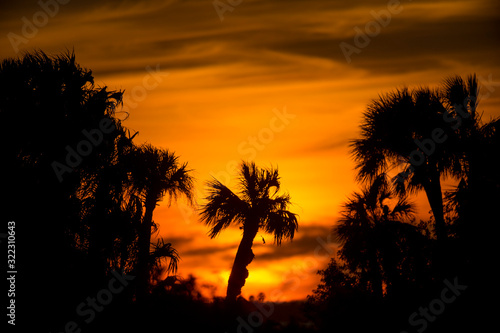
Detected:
[
  {"left": 0, "top": 51, "right": 218, "bottom": 332},
  {"left": 2, "top": 50, "right": 498, "bottom": 332},
  {"left": 1, "top": 50, "right": 305, "bottom": 333},
  {"left": 305, "top": 75, "right": 499, "bottom": 332}
]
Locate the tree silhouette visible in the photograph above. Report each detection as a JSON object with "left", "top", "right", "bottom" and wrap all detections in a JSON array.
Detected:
[
  {"left": 307, "top": 175, "right": 432, "bottom": 332},
  {"left": 305, "top": 74, "right": 499, "bottom": 333},
  {"left": 350, "top": 76, "right": 481, "bottom": 242},
  {"left": 199, "top": 161, "right": 298, "bottom": 301},
  {"left": 442, "top": 77, "right": 499, "bottom": 321},
  {"left": 0, "top": 51, "right": 197, "bottom": 330},
  {"left": 440, "top": 75, "right": 499, "bottom": 240},
  {"left": 127, "top": 144, "right": 194, "bottom": 300},
  {"left": 333, "top": 173, "right": 418, "bottom": 298},
  {"left": 0, "top": 50, "right": 135, "bottom": 330}
]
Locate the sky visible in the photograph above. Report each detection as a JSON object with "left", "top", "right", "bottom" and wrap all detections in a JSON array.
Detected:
[{"left": 2, "top": 0, "right": 499, "bottom": 301}]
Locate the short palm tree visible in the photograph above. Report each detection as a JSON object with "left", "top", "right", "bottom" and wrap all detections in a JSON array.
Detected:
[
  {"left": 128, "top": 144, "right": 194, "bottom": 300},
  {"left": 200, "top": 161, "right": 299, "bottom": 301},
  {"left": 334, "top": 174, "right": 416, "bottom": 298}
]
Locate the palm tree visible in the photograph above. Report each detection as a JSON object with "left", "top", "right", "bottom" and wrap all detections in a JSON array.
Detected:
[
  {"left": 199, "top": 161, "right": 298, "bottom": 301},
  {"left": 149, "top": 237, "right": 180, "bottom": 279},
  {"left": 351, "top": 76, "right": 480, "bottom": 242},
  {"left": 442, "top": 76, "right": 499, "bottom": 269},
  {"left": 334, "top": 174, "right": 418, "bottom": 298},
  {"left": 0, "top": 50, "right": 148, "bottom": 329},
  {"left": 128, "top": 144, "right": 194, "bottom": 300}
]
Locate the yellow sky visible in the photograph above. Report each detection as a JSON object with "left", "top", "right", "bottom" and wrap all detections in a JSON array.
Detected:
[{"left": 2, "top": 0, "right": 499, "bottom": 300}]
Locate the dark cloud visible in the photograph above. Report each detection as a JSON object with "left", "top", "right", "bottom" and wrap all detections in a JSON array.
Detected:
[
  {"left": 259, "top": 4, "right": 500, "bottom": 74},
  {"left": 177, "top": 223, "right": 335, "bottom": 264},
  {"left": 4, "top": 0, "right": 497, "bottom": 83},
  {"left": 301, "top": 137, "right": 350, "bottom": 154},
  {"left": 182, "top": 244, "right": 236, "bottom": 257},
  {"left": 252, "top": 223, "right": 336, "bottom": 262},
  {"left": 163, "top": 235, "right": 194, "bottom": 247},
  {"left": 343, "top": 15, "right": 500, "bottom": 74}
]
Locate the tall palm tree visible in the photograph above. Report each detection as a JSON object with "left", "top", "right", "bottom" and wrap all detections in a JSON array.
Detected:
[
  {"left": 440, "top": 74, "right": 483, "bottom": 184},
  {"left": 351, "top": 76, "right": 480, "bottom": 242},
  {"left": 0, "top": 50, "right": 149, "bottom": 329},
  {"left": 199, "top": 161, "right": 298, "bottom": 301},
  {"left": 128, "top": 144, "right": 194, "bottom": 300},
  {"left": 334, "top": 174, "right": 418, "bottom": 298},
  {"left": 442, "top": 76, "right": 499, "bottom": 266}
]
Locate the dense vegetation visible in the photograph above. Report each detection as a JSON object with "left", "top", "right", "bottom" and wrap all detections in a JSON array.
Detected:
[
  {"left": 306, "top": 75, "right": 499, "bottom": 332},
  {"left": 2, "top": 51, "right": 497, "bottom": 332}
]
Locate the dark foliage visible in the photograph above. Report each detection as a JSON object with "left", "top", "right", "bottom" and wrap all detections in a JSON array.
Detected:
[
  {"left": 307, "top": 74, "right": 499, "bottom": 332},
  {"left": 2, "top": 51, "right": 496, "bottom": 332}
]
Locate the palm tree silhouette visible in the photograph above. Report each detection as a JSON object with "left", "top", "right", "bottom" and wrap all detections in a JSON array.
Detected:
[
  {"left": 150, "top": 237, "right": 180, "bottom": 279},
  {"left": 200, "top": 161, "right": 298, "bottom": 301},
  {"left": 0, "top": 50, "right": 144, "bottom": 329},
  {"left": 442, "top": 75, "right": 499, "bottom": 274},
  {"left": 350, "top": 77, "right": 479, "bottom": 242},
  {"left": 334, "top": 174, "right": 416, "bottom": 298},
  {"left": 440, "top": 75, "right": 487, "bottom": 182},
  {"left": 128, "top": 144, "right": 194, "bottom": 300}
]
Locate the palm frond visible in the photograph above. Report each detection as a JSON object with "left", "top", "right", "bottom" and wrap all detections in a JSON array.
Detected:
[
  {"left": 128, "top": 144, "right": 195, "bottom": 207},
  {"left": 200, "top": 161, "right": 298, "bottom": 246},
  {"left": 150, "top": 238, "right": 180, "bottom": 275},
  {"left": 162, "top": 161, "right": 195, "bottom": 207},
  {"left": 239, "top": 161, "right": 259, "bottom": 203},
  {"left": 264, "top": 209, "right": 298, "bottom": 245},
  {"left": 199, "top": 178, "right": 248, "bottom": 238},
  {"left": 390, "top": 197, "right": 415, "bottom": 221}
]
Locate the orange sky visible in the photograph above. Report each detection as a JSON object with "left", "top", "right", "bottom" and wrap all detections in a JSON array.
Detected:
[{"left": 2, "top": 0, "right": 499, "bottom": 301}]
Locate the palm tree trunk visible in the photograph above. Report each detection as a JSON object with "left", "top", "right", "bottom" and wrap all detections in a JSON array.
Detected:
[
  {"left": 368, "top": 246, "right": 384, "bottom": 299},
  {"left": 226, "top": 224, "right": 259, "bottom": 302},
  {"left": 422, "top": 174, "right": 446, "bottom": 242},
  {"left": 421, "top": 172, "right": 448, "bottom": 279},
  {"left": 136, "top": 197, "right": 155, "bottom": 301}
]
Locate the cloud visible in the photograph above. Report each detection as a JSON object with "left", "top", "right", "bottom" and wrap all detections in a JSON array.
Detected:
[
  {"left": 182, "top": 244, "right": 237, "bottom": 257},
  {"left": 4, "top": 0, "right": 497, "bottom": 83},
  {"left": 253, "top": 223, "right": 336, "bottom": 262},
  {"left": 259, "top": 1, "right": 500, "bottom": 74},
  {"left": 341, "top": 15, "right": 500, "bottom": 74},
  {"left": 300, "top": 137, "right": 350, "bottom": 154},
  {"left": 161, "top": 235, "right": 194, "bottom": 247}
]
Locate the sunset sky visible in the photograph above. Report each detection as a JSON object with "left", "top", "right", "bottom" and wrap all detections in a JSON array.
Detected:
[{"left": 2, "top": 0, "right": 499, "bottom": 301}]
